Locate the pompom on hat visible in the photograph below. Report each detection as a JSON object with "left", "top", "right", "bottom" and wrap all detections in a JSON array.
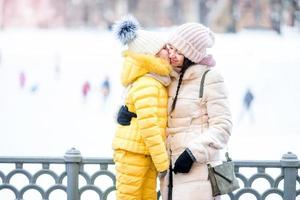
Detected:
[
  {"left": 112, "top": 15, "right": 165, "bottom": 55},
  {"left": 168, "top": 23, "right": 215, "bottom": 63}
]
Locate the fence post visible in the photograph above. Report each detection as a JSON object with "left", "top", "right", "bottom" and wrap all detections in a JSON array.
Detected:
[
  {"left": 280, "top": 152, "right": 299, "bottom": 200},
  {"left": 65, "top": 148, "right": 82, "bottom": 200}
]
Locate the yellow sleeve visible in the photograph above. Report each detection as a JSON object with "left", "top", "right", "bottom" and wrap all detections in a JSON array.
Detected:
[{"left": 132, "top": 83, "right": 169, "bottom": 172}]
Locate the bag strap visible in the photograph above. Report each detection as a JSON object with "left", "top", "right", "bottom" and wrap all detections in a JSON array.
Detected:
[
  {"left": 168, "top": 163, "right": 173, "bottom": 200},
  {"left": 199, "top": 69, "right": 210, "bottom": 98},
  {"left": 225, "top": 152, "right": 232, "bottom": 162}
]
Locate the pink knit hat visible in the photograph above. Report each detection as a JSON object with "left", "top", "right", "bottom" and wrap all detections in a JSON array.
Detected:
[{"left": 168, "top": 23, "right": 215, "bottom": 63}]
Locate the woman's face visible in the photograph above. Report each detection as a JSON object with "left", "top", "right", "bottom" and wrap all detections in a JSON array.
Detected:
[
  {"left": 167, "top": 44, "right": 184, "bottom": 68},
  {"left": 156, "top": 45, "right": 170, "bottom": 64}
]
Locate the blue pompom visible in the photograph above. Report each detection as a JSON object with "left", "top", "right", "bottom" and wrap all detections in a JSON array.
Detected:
[{"left": 112, "top": 15, "right": 140, "bottom": 45}]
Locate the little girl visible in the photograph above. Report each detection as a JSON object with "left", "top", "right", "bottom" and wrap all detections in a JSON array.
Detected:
[{"left": 112, "top": 16, "right": 170, "bottom": 200}]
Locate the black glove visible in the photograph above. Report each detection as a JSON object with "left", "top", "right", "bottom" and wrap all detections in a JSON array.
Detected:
[
  {"left": 173, "top": 149, "right": 194, "bottom": 174},
  {"left": 117, "top": 105, "right": 137, "bottom": 125}
]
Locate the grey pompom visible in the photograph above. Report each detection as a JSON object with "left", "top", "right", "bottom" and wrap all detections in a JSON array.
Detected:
[{"left": 112, "top": 15, "right": 140, "bottom": 45}]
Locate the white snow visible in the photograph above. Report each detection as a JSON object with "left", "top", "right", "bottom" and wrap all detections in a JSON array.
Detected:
[{"left": 0, "top": 27, "right": 300, "bottom": 161}]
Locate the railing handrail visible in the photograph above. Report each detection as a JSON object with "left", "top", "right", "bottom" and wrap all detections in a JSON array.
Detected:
[
  {"left": 0, "top": 156, "right": 65, "bottom": 164},
  {"left": 0, "top": 156, "right": 114, "bottom": 164},
  {"left": 235, "top": 160, "right": 282, "bottom": 168},
  {"left": 1, "top": 157, "right": 299, "bottom": 167}
]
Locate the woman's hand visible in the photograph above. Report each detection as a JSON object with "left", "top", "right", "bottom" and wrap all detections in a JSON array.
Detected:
[{"left": 173, "top": 149, "right": 194, "bottom": 174}]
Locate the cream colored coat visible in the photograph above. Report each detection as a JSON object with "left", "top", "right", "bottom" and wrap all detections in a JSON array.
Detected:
[{"left": 160, "top": 64, "right": 232, "bottom": 200}]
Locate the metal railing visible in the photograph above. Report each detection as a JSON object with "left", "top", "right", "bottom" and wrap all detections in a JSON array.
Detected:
[
  {"left": 232, "top": 152, "right": 300, "bottom": 200},
  {"left": 0, "top": 148, "right": 299, "bottom": 200}
]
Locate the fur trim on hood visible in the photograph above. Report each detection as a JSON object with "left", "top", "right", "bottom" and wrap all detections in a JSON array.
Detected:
[{"left": 121, "top": 51, "right": 171, "bottom": 86}]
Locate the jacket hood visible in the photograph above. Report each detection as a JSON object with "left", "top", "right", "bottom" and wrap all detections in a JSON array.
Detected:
[{"left": 121, "top": 51, "right": 171, "bottom": 86}]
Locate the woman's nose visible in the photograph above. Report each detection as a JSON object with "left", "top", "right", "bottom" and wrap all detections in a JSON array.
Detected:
[{"left": 169, "top": 50, "right": 175, "bottom": 58}]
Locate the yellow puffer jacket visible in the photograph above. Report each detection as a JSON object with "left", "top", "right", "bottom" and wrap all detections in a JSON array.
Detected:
[{"left": 113, "top": 51, "right": 171, "bottom": 172}]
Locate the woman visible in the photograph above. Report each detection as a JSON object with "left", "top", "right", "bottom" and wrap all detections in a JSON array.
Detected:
[
  {"left": 160, "top": 23, "right": 232, "bottom": 200},
  {"left": 112, "top": 16, "right": 171, "bottom": 200}
]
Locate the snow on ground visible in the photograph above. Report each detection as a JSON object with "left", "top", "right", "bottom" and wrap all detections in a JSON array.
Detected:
[{"left": 0, "top": 27, "right": 299, "bottom": 161}]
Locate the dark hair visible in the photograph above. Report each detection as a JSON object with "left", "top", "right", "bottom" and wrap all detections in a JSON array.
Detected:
[{"left": 170, "top": 57, "right": 195, "bottom": 112}]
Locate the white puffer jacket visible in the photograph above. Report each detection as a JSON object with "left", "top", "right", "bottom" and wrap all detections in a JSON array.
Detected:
[{"left": 160, "top": 64, "right": 232, "bottom": 200}]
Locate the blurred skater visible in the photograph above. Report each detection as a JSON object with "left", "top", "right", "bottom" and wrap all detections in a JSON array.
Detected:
[
  {"left": 238, "top": 88, "right": 255, "bottom": 123},
  {"left": 19, "top": 71, "right": 26, "bottom": 89},
  {"left": 82, "top": 81, "right": 91, "bottom": 101},
  {"left": 100, "top": 76, "right": 111, "bottom": 109},
  {"left": 54, "top": 52, "right": 61, "bottom": 79}
]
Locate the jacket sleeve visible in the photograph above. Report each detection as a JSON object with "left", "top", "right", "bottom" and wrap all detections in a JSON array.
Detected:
[
  {"left": 187, "top": 70, "right": 232, "bottom": 163},
  {"left": 132, "top": 83, "right": 169, "bottom": 172}
]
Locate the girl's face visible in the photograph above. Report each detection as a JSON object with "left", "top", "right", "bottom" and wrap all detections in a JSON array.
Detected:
[
  {"left": 156, "top": 45, "right": 170, "bottom": 64},
  {"left": 167, "top": 44, "right": 184, "bottom": 68}
]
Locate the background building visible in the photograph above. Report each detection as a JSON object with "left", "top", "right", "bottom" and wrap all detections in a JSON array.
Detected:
[{"left": 0, "top": 0, "right": 299, "bottom": 32}]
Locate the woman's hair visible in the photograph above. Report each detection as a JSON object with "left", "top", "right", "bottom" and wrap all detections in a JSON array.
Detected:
[{"left": 170, "top": 57, "right": 195, "bottom": 112}]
